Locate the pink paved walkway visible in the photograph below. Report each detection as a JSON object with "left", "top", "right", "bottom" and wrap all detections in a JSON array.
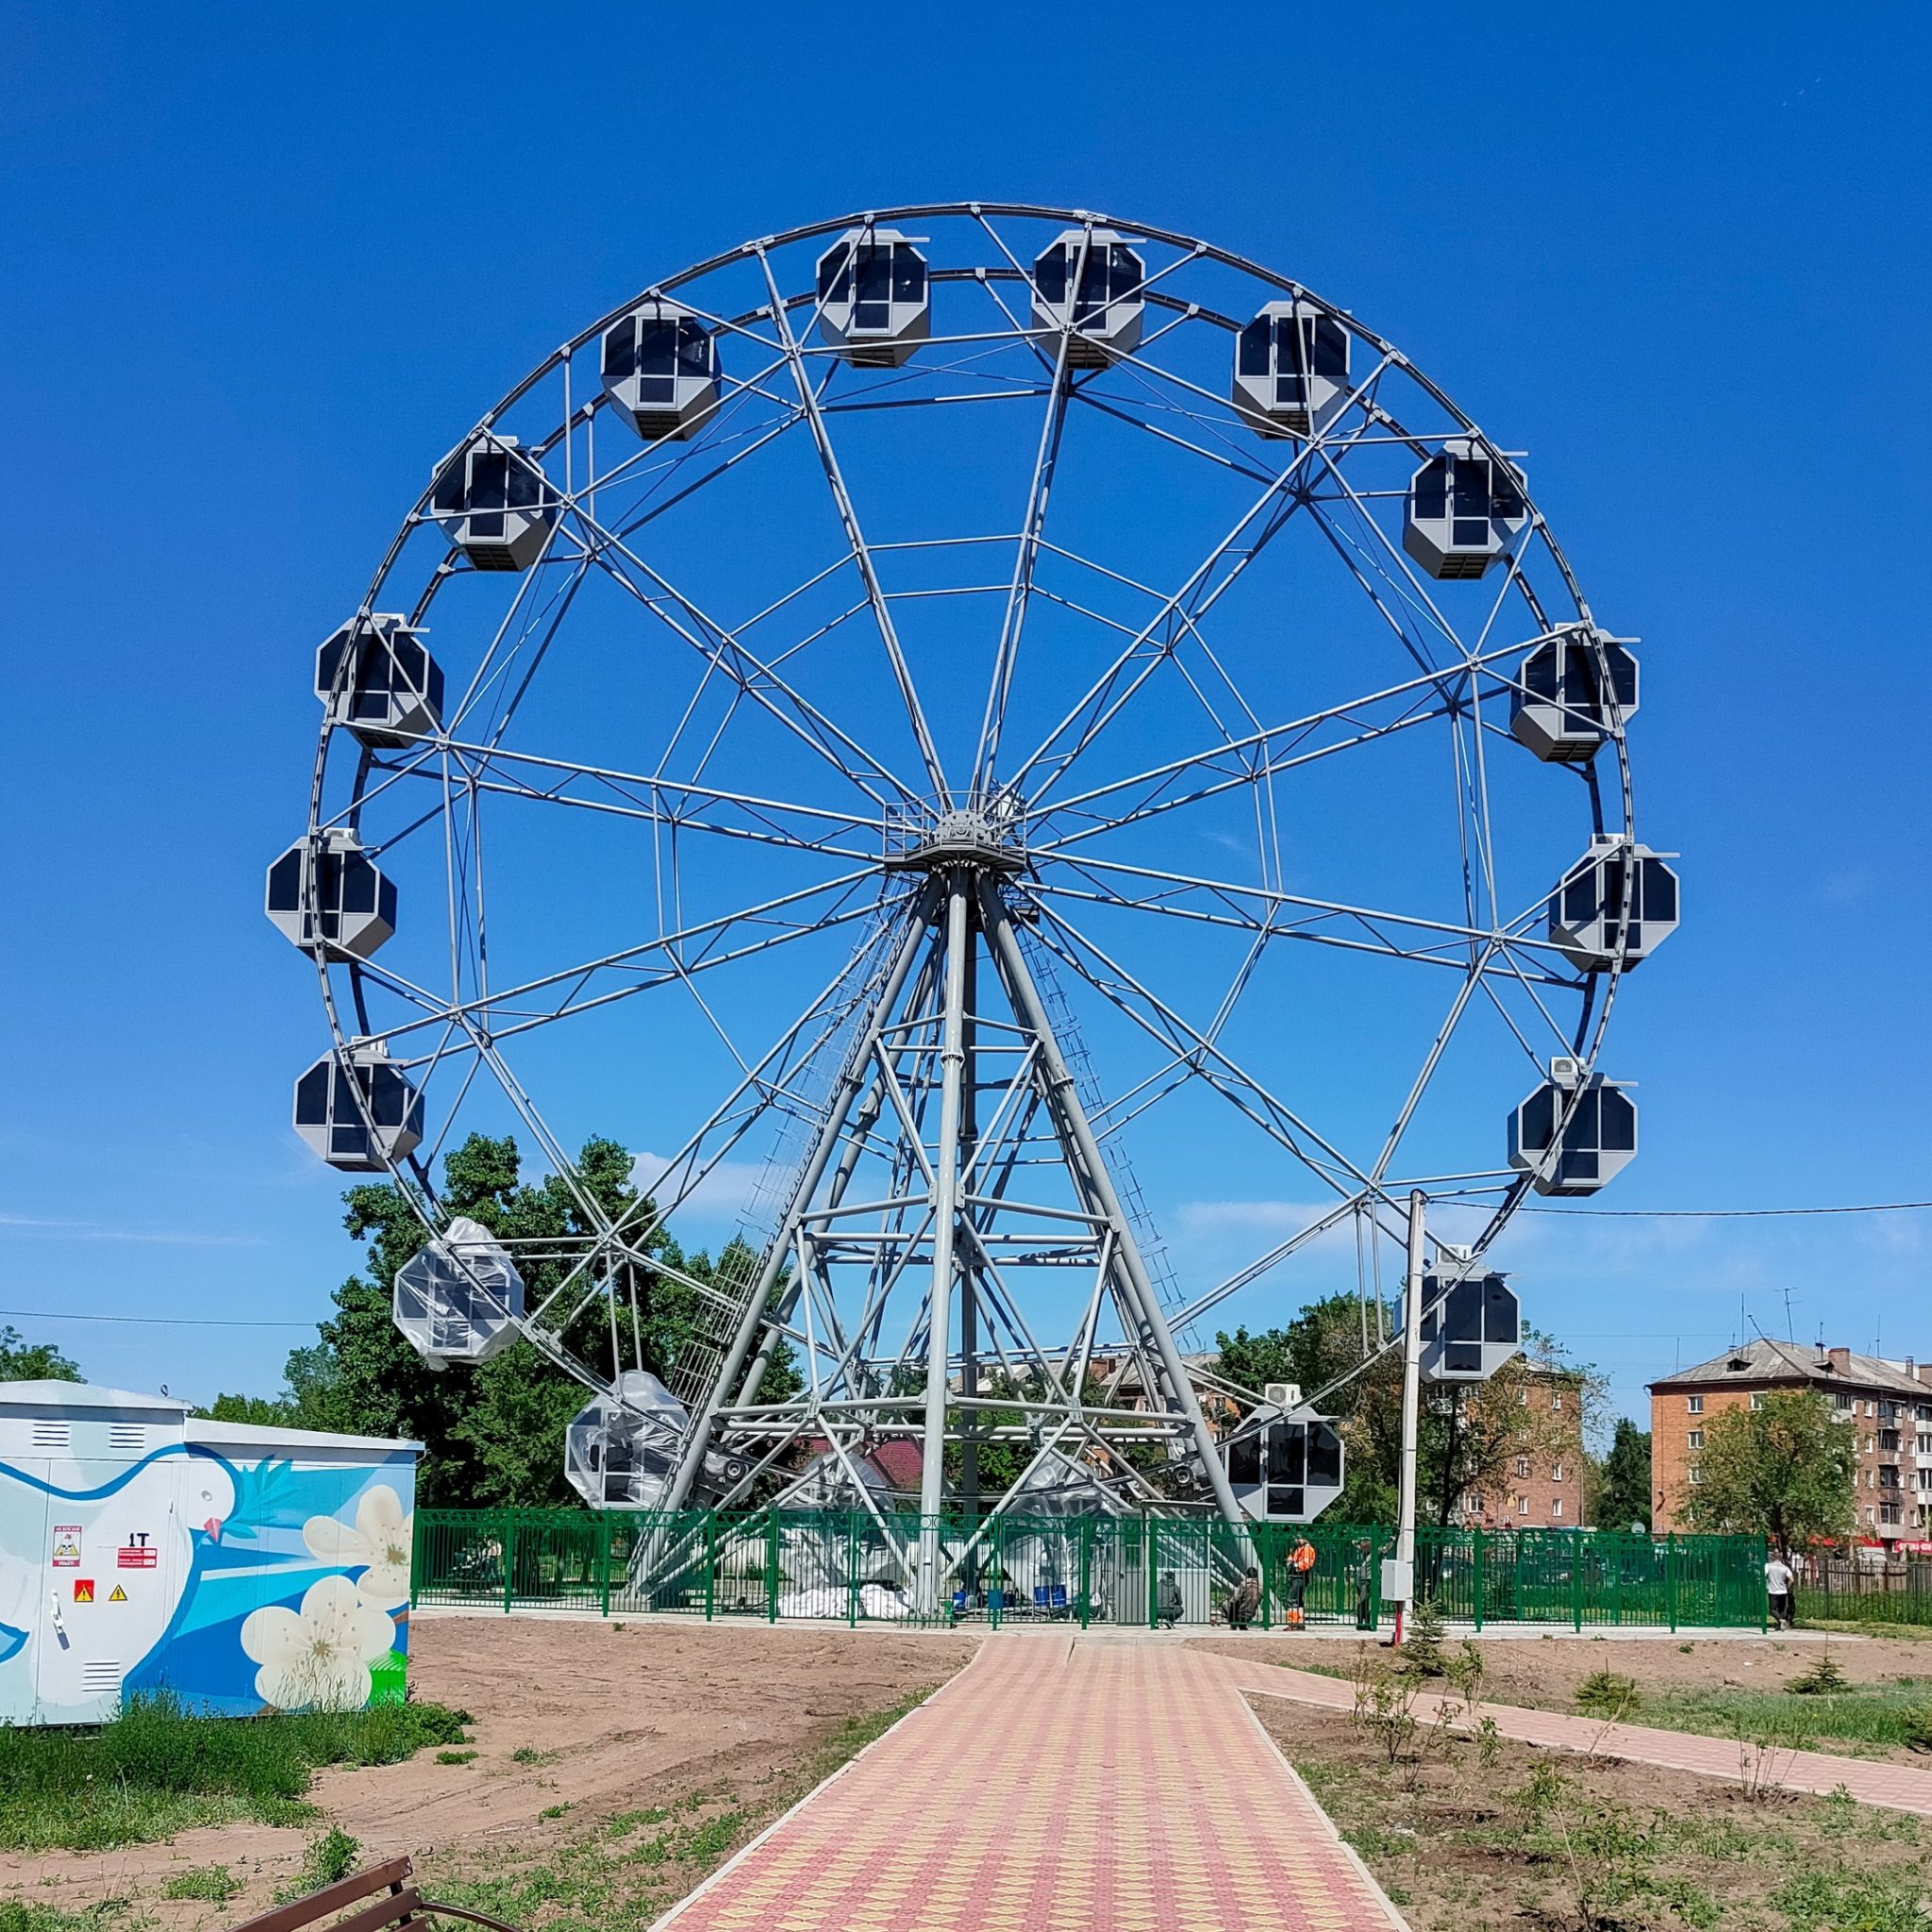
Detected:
[
  {"left": 1216, "top": 1655, "right": 1932, "bottom": 1815},
  {"left": 655, "top": 1636, "right": 1408, "bottom": 1932}
]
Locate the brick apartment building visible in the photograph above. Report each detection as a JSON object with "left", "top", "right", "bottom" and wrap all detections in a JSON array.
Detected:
[
  {"left": 1451, "top": 1361, "right": 1589, "bottom": 1531},
  {"left": 1649, "top": 1340, "right": 1932, "bottom": 1550}
]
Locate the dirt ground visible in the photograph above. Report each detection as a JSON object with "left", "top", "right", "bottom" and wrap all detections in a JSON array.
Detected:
[
  {"left": 1195, "top": 1627, "right": 1932, "bottom": 1699},
  {"left": 0, "top": 1615, "right": 977, "bottom": 1930},
  {"left": 1252, "top": 1694, "right": 1932, "bottom": 1932}
]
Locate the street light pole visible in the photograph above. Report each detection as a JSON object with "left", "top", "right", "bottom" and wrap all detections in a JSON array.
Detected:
[{"left": 1390, "top": 1189, "right": 1426, "bottom": 1644}]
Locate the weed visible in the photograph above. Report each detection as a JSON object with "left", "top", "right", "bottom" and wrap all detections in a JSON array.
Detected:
[
  {"left": 0, "top": 1693, "right": 470, "bottom": 1854},
  {"left": 539, "top": 1804, "right": 573, "bottom": 1821},
  {"left": 509, "top": 1746, "right": 554, "bottom": 1766},
  {"left": 1774, "top": 1862, "right": 1932, "bottom": 1932},
  {"left": 1678, "top": 1641, "right": 1695, "bottom": 1654},
  {"left": 1350, "top": 1652, "right": 1422, "bottom": 1764},
  {"left": 161, "top": 1866, "right": 240, "bottom": 1904},
  {"left": 1574, "top": 1668, "right": 1641, "bottom": 1719},
  {"left": 275, "top": 1828, "right": 361, "bottom": 1903},
  {"left": 435, "top": 1751, "right": 479, "bottom": 1766},
  {"left": 1474, "top": 1715, "right": 1502, "bottom": 1770},
  {"left": 1788, "top": 1652, "right": 1850, "bottom": 1695},
  {"left": 0, "top": 1908, "right": 144, "bottom": 1932}
]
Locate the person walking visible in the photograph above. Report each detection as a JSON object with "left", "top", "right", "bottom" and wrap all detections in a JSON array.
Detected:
[
  {"left": 1225, "top": 1566, "right": 1261, "bottom": 1630},
  {"left": 1765, "top": 1547, "right": 1796, "bottom": 1630}
]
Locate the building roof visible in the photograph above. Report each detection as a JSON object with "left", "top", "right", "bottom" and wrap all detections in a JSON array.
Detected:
[
  {"left": 0, "top": 1379, "right": 190, "bottom": 1412},
  {"left": 1648, "top": 1338, "right": 1930, "bottom": 1399},
  {"left": 185, "top": 1418, "right": 424, "bottom": 1455}
]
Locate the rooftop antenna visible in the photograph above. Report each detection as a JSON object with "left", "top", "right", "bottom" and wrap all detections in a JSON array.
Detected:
[{"left": 1782, "top": 1285, "right": 1797, "bottom": 1344}]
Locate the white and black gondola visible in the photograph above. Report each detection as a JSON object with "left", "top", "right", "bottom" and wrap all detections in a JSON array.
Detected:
[
  {"left": 1547, "top": 836, "right": 1680, "bottom": 973},
  {"left": 1231, "top": 299, "right": 1351, "bottom": 439},
  {"left": 292, "top": 1042, "right": 423, "bottom": 1173},
  {"left": 814, "top": 228, "right": 930, "bottom": 368},
  {"left": 1512, "top": 626, "right": 1641, "bottom": 763},
  {"left": 315, "top": 615, "right": 443, "bottom": 749},
  {"left": 601, "top": 299, "right": 721, "bottom": 441},
  {"left": 1030, "top": 228, "right": 1145, "bottom": 368},
  {"left": 1507, "top": 1059, "right": 1637, "bottom": 1196},
  {"left": 429, "top": 433, "right": 558, "bottom": 572},
  {"left": 264, "top": 829, "right": 395, "bottom": 960},
  {"left": 1405, "top": 436, "right": 1527, "bottom": 579}
]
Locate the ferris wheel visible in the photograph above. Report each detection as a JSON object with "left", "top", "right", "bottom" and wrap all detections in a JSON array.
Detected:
[{"left": 271, "top": 204, "right": 1674, "bottom": 1545}]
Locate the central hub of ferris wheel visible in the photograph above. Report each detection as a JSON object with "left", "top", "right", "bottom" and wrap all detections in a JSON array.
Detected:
[{"left": 882, "top": 800, "right": 1028, "bottom": 875}]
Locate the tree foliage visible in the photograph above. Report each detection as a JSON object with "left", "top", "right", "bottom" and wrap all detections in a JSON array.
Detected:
[
  {"left": 1592, "top": 1418, "right": 1653, "bottom": 1532},
  {"left": 0, "top": 1326, "right": 80, "bottom": 1382},
  {"left": 1681, "top": 1388, "right": 1856, "bottom": 1550}
]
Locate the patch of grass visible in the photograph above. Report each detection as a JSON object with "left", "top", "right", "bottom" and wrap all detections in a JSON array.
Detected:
[
  {"left": 0, "top": 1693, "right": 471, "bottom": 1854},
  {"left": 275, "top": 1828, "right": 362, "bottom": 1904},
  {"left": 435, "top": 1750, "right": 479, "bottom": 1765},
  {"left": 539, "top": 1804, "right": 573, "bottom": 1821},
  {"left": 509, "top": 1745, "right": 555, "bottom": 1766},
  {"left": 0, "top": 1908, "right": 146, "bottom": 1932},
  {"left": 1774, "top": 1861, "right": 1932, "bottom": 1932},
  {"left": 1639, "top": 1682, "right": 1932, "bottom": 1754},
  {"left": 161, "top": 1865, "right": 242, "bottom": 1904}
]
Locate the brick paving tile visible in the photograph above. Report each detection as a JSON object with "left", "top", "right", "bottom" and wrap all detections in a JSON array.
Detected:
[
  {"left": 653, "top": 1636, "right": 1411, "bottom": 1932},
  {"left": 1213, "top": 1655, "right": 1932, "bottom": 1815}
]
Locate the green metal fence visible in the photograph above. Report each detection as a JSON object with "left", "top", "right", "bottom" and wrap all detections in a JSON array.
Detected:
[{"left": 413, "top": 1510, "right": 1765, "bottom": 1631}]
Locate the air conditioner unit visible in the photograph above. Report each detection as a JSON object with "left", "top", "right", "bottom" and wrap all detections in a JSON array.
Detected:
[
  {"left": 1263, "top": 1381, "right": 1302, "bottom": 1409},
  {"left": 1549, "top": 1055, "right": 1584, "bottom": 1090}
]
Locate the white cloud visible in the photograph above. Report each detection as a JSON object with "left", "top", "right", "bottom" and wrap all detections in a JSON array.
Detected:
[
  {"left": 0, "top": 1214, "right": 269, "bottom": 1248},
  {"left": 629, "top": 1150, "right": 768, "bottom": 1224}
]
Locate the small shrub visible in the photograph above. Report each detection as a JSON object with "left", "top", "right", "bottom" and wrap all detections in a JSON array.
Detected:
[
  {"left": 1901, "top": 1706, "right": 1932, "bottom": 1752},
  {"left": 1787, "top": 1650, "right": 1848, "bottom": 1694},
  {"left": 1574, "top": 1668, "right": 1641, "bottom": 1718},
  {"left": 539, "top": 1803, "right": 572, "bottom": 1821},
  {"left": 1399, "top": 1598, "right": 1448, "bottom": 1676},
  {"left": 163, "top": 1865, "right": 241, "bottom": 1903},
  {"left": 275, "top": 1827, "right": 361, "bottom": 1903},
  {"left": 435, "top": 1750, "right": 478, "bottom": 1766},
  {"left": 509, "top": 1746, "right": 552, "bottom": 1766}
]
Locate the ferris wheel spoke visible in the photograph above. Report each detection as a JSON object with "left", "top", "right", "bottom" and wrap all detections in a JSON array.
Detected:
[
  {"left": 355, "top": 866, "right": 894, "bottom": 1055},
  {"left": 1024, "top": 860, "right": 1577, "bottom": 986},
  {"left": 1025, "top": 901, "right": 1380, "bottom": 1206},
  {"left": 754, "top": 245, "right": 951, "bottom": 803}
]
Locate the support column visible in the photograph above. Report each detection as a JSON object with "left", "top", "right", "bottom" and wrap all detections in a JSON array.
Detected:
[
  {"left": 663, "top": 883, "right": 937, "bottom": 1512},
  {"left": 917, "top": 874, "right": 973, "bottom": 1609},
  {"left": 977, "top": 881, "right": 1248, "bottom": 1530},
  {"left": 1391, "top": 1189, "right": 1426, "bottom": 1644}
]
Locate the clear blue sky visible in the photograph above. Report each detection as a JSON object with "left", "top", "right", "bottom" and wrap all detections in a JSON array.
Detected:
[{"left": 3, "top": 1, "right": 1927, "bottom": 1429}]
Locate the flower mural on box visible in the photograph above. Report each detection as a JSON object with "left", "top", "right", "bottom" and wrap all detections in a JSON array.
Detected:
[
  {"left": 302, "top": 1483, "right": 413, "bottom": 1609},
  {"left": 240, "top": 1574, "right": 396, "bottom": 1710}
]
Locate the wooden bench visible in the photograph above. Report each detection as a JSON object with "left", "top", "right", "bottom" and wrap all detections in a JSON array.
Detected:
[{"left": 230, "top": 1857, "right": 522, "bottom": 1932}]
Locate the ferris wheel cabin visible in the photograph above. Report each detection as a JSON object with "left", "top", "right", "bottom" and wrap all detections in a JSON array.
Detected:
[
  {"left": 1547, "top": 836, "right": 1680, "bottom": 973},
  {"left": 1030, "top": 229, "right": 1145, "bottom": 368},
  {"left": 264, "top": 829, "right": 395, "bottom": 961},
  {"left": 1419, "top": 1263, "right": 1522, "bottom": 1381},
  {"left": 391, "top": 1216, "right": 525, "bottom": 1369},
  {"left": 430, "top": 433, "right": 558, "bottom": 572},
  {"left": 315, "top": 615, "right": 443, "bottom": 749},
  {"left": 1232, "top": 301, "right": 1351, "bottom": 439},
  {"left": 601, "top": 300, "right": 721, "bottom": 441},
  {"left": 1223, "top": 1409, "right": 1345, "bottom": 1523},
  {"left": 814, "top": 229, "right": 930, "bottom": 368},
  {"left": 564, "top": 1372, "right": 688, "bottom": 1509},
  {"left": 1511, "top": 629, "right": 1641, "bottom": 762},
  {"left": 1507, "top": 1061, "right": 1637, "bottom": 1196},
  {"left": 292, "top": 1043, "right": 423, "bottom": 1173},
  {"left": 1404, "top": 438, "right": 1527, "bottom": 579}
]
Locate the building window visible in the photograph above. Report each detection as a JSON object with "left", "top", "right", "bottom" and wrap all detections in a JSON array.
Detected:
[
  {"left": 1750, "top": 1391, "right": 1766, "bottom": 1410},
  {"left": 1687, "top": 1395, "right": 1704, "bottom": 1414},
  {"left": 1520, "top": 1388, "right": 1530, "bottom": 1407},
  {"left": 1515, "top": 1456, "right": 1531, "bottom": 1478},
  {"left": 1880, "top": 1504, "right": 1903, "bottom": 1527},
  {"left": 1688, "top": 1430, "right": 1703, "bottom": 1450},
  {"left": 1835, "top": 1392, "right": 1854, "bottom": 1413},
  {"left": 1880, "top": 1401, "right": 1900, "bottom": 1423},
  {"left": 1517, "top": 1495, "right": 1530, "bottom": 1516},
  {"left": 1551, "top": 1389, "right": 1563, "bottom": 1411},
  {"left": 1918, "top": 1434, "right": 1932, "bottom": 1456},
  {"left": 1917, "top": 1404, "right": 1932, "bottom": 1424},
  {"left": 1867, "top": 1439, "right": 1877, "bottom": 1456},
  {"left": 1880, "top": 1466, "right": 1902, "bottom": 1491},
  {"left": 1689, "top": 1466, "right": 1703, "bottom": 1485},
  {"left": 1551, "top": 1498, "right": 1564, "bottom": 1519},
  {"left": 1881, "top": 1429, "right": 1902, "bottom": 1453},
  {"left": 1552, "top": 1461, "right": 1565, "bottom": 1482}
]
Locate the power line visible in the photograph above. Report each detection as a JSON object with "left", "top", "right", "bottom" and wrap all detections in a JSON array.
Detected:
[
  {"left": 0, "top": 1307, "right": 315, "bottom": 1330},
  {"left": 1524, "top": 1200, "right": 1932, "bottom": 1219}
]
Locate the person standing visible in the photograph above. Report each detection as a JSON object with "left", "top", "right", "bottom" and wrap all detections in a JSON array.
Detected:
[
  {"left": 1284, "top": 1536, "right": 1316, "bottom": 1630},
  {"left": 1765, "top": 1547, "right": 1796, "bottom": 1631}
]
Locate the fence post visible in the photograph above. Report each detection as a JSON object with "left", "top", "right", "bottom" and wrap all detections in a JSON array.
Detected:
[
  {"left": 1758, "top": 1534, "right": 1768, "bottom": 1633},
  {"left": 1079, "top": 1517, "right": 1092, "bottom": 1629},
  {"left": 598, "top": 1519, "right": 612, "bottom": 1619},
  {"left": 1146, "top": 1515, "right": 1158, "bottom": 1629},
  {"left": 1667, "top": 1533, "right": 1678, "bottom": 1632},
  {"left": 411, "top": 1515, "right": 424, "bottom": 1611},
  {"left": 849, "top": 1511, "right": 860, "bottom": 1628},
  {"left": 502, "top": 1514, "right": 516, "bottom": 1615},
  {"left": 1573, "top": 1531, "right": 1584, "bottom": 1632},
  {"left": 703, "top": 1512, "right": 716, "bottom": 1623},
  {"left": 1473, "top": 1526, "right": 1484, "bottom": 1633},
  {"left": 767, "top": 1513, "right": 780, "bottom": 1624}
]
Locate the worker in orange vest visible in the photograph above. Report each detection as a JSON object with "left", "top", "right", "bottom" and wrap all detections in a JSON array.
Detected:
[{"left": 1284, "top": 1536, "right": 1316, "bottom": 1629}]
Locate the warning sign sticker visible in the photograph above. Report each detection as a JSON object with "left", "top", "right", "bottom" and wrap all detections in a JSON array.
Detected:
[
  {"left": 52, "top": 1526, "right": 81, "bottom": 1567},
  {"left": 117, "top": 1536, "right": 158, "bottom": 1570},
  {"left": 108, "top": 1585, "right": 128, "bottom": 1603},
  {"left": 73, "top": 1579, "right": 94, "bottom": 1603}
]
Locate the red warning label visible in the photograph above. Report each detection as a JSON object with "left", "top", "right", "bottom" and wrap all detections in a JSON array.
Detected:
[
  {"left": 73, "top": 1579, "right": 94, "bottom": 1603},
  {"left": 117, "top": 1536, "right": 158, "bottom": 1569}
]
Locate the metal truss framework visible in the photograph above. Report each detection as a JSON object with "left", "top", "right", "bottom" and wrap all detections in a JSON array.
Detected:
[{"left": 294, "top": 206, "right": 1642, "bottom": 1552}]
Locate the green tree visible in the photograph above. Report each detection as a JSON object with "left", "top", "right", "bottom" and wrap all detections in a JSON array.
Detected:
[
  {"left": 197, "top": 1391, "right": 298, "bottom": 1426},
  {"left": 1592, "top": 1418, "right": 1653, "bottom": 1531},
  {"left": 1682, "top": 1388, "right": 1856, "bottom": 1551},
  {"left": 0, "top": 1326, "right": 80, "bottom": 1382}
]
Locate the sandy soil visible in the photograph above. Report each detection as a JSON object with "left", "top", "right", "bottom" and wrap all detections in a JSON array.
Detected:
[
  {"left": 1194, "top": 1627, "right": 1932, "bottom": 1699},
  {"left": 1252, "top": 1695, "right": 1932, "bottom": 1932},
  {"left": 1, "top": 1615, "right": 976, "bottom": 1929}
]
